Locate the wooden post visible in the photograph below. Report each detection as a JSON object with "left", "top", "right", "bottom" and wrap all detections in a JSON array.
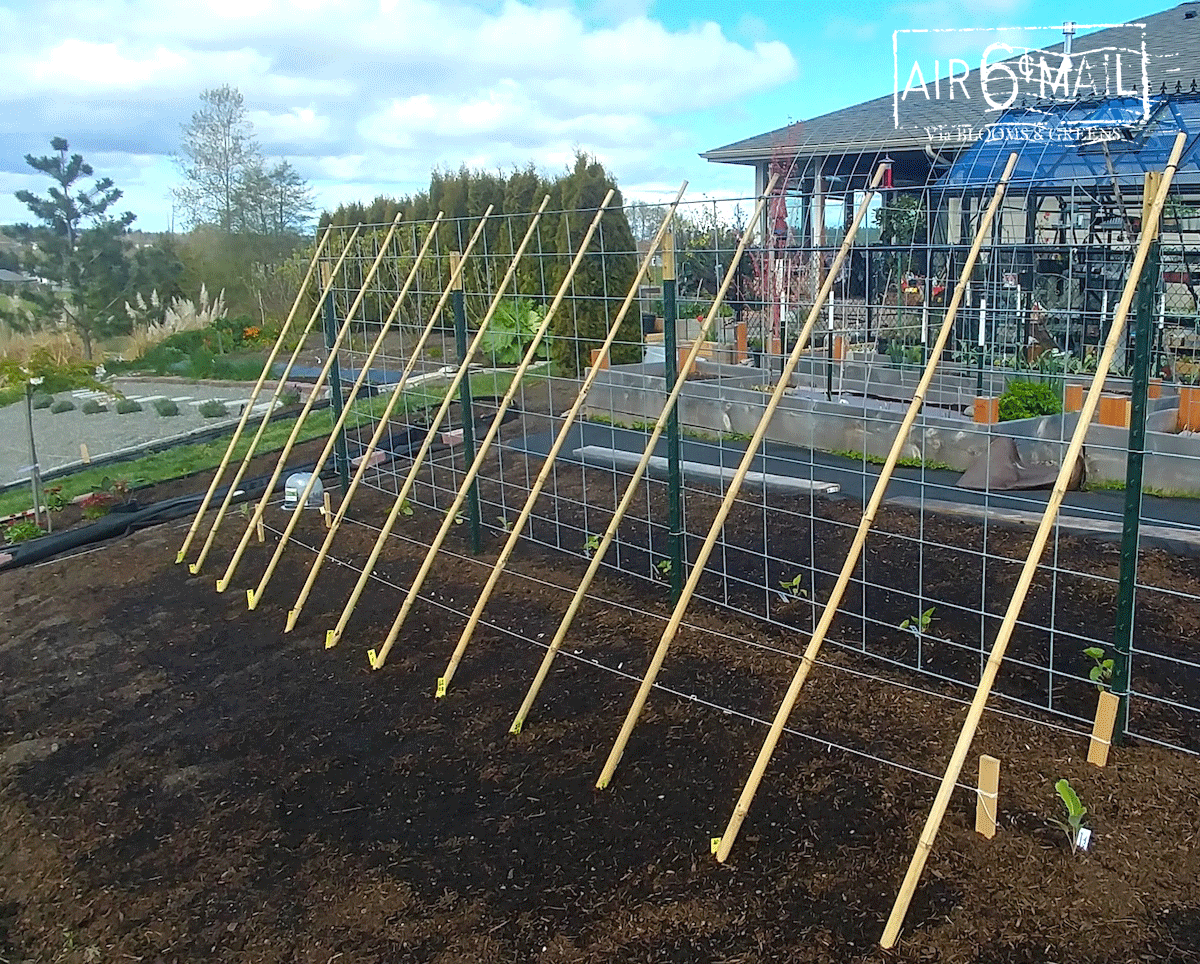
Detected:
[
  {"left": 1087, "top": 691, "right": 1120, "bottom": 767},
  {"left": 880, "top": 134, "right": 1185, "bottom": 950},
  {"left": 285, "top": 212, "right": 493, "bottom": 632},
  {"left": 716, "top": 155, "right": 1019, "bottom": 863},
  {"left": 185, "top": 226, "right": 362, "bottom": 575},
  {"left": 79, "top": 443, "right": 90, "bottom": 464},
  {"left": 322, "top": 491, "right": 332, "bottom": 529},
  {"left": 595, "top": 165, "right": 893, "bottom": 793},
  {"left": 255, "top": 516, "right": 265, "bottom": 543},
  {"left": 508, "top": 177, "right": 778, "bottom": 735},
  {"left": 369, "top": 192, "right": 619, "bottom": 671},
  {"left": 406, "top": 186, "right": 686, "bottom": 686},
  {"left": 324, "top": 196, "right": 552, "bottom": 650},
  {"left": 175, "top": 226, "right": 331, "bottom": 565},
  {"left": 245, "top": 214, "right": 444, "bottom": 611},
  {"left": 975, "top": 755, "right": 999, "bottom": 839},
  {"left": 213, "top": 216, "right": 402, "bottom": 594}
]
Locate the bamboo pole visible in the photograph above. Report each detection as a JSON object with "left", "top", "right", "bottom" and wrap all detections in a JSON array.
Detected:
[
  {"left": 186, "top": 226, "right": 363, "bottom": 574},
  {"left": 285, "top": 212, "right": 494, "bottom": 632},
  {"left": 175, "top": 227, "right": 332, "bottom": 564},
  {"left": 428, "top": 184, "right": 687, "bottom": 691},
  {"left": 369, "top": 191, "right": 617, "bottom": 670},
  {"left": 880, "top": 132, "right": 1185, "bottom": 950},
  {"left": 214, "top": 214, "right": 403, "bottom": 593},
  {"left": 715, "top": 154, "right": 1017, "bottom": 857},
  {"left": 594, "top": 163, "right": 892, "bottom": 792},
  {"left": 508, "top": 175, "right": 779, "bottom": 734},
  {"left": 324, "top": 196, "right": 552, "bottom": 650},
  {"left": 245, "top": 213, "right": 445, "bottom": 610}
]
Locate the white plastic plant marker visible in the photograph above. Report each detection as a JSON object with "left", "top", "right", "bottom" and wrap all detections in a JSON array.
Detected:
[{"left": 1076, "top": 827, "right": 1092, "bottom": 851}]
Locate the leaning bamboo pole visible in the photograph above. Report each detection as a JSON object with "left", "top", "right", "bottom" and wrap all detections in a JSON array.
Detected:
[
  {"left": 324, "top": 196, "right": 551, "bottom": 650},
  {"left": 175, "top": 227, "right": 331, "bottom": 565},
  {"left": 714, "top": 153, "right": 1017, "bottom": 861},
  {"left": 214, "top": 214, "right": 403, "bottom": 593},
  {"left": 593, "top": 163, "right": 888, "bottom": 791},
  {"left": 880, "top": 132, "right": 1186, "bottom": 951},
  {"left": 245, "top": 213, "right": 445, "bottom": 610},
  {"left": 284, "top": 213, "right": 494, "bottom": 632},
  {"left": 431, "top": 184, "right": 687, "bottom": 692},
  {"left": 368, "top": 191, "right": 618, "bottom": 670},
  {"left": 507, "top": 175, "right": 779, "bottom": 733},
  {"left": 185, "top": 226, "right": 363, "bottom": 575}
]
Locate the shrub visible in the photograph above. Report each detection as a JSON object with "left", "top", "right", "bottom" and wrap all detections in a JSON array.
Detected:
[
  {"left": 998, "top": 381, "right": 1062, "bottom": 422},
  {"left": 79, "top": 492, "right": 116, "bottom": 520},
  {"left": 81, "top": 398, "right": 107, "bottom": 415},
  {"left": 198, "top": 399, "right": 228, "bottom": 418},
  {"left": 49, "top": 399, "right": 76, "bottom": 414},
  {"left": 3, "top": 519, "right": 44, "bottom": 544},
  {"left": 278, "top": 389, "right": 301, "bottom": 408},
  {"left": 31, "top": 392, "right": 53, "bottom": 410},
  {"left": 153, "top": 398, "right": 180, "bottom": 417},
  {"left": 116, "top": 398, "right": 143, "bottom": 414}
]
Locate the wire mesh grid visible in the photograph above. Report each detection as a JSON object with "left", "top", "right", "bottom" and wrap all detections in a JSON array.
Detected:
[{"left": 307, "top": 173, "right": 1200, "bottom": 764}]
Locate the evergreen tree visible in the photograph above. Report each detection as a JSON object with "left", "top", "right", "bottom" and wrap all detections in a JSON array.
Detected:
[
  {"left": 550, "top": 154, "right": 638, "bottom": 376},
  {"left": 4, "top": 138, "right": 136, "bottom": 359}
]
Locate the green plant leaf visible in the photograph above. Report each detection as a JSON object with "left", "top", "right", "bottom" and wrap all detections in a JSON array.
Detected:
[
  {"left": 1083, "top": 646, "right": 1105, "bottom": 660},
  {"left": 1055, "top": 779, "right": 1086, "bottom": 820}
]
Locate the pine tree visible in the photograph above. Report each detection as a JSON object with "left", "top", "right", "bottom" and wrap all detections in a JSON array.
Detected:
[{"left": 4, "top": 137, "right": 136, "bottom": 359}]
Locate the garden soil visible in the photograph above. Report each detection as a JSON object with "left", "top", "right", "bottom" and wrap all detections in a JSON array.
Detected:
[{"left": 2, "top": 430, "right": 1199, "bottom": 964}]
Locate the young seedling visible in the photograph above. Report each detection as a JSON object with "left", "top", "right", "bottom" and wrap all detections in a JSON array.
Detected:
[
  {"left": 453, "top": 512, "right": 464, "bottom": 526},
  {"left": 400, "top": 499, "right": 414, "bottom": 517},
  {"left": 497, "top": 515, "right": 513, "bottom": 533},
  {"left": 1083, "top": 646, "right": 1114, "bottom": 691},
  {"left": 583, "top": 534, "right": 601, "bottom": 559},
  {"left": 654, "top": 558, "right": 673, "bottom": 580},
  {"left": 778, "top": 573, "right": 809, "bottom": 598},
  {"left": 900, "top": 606, "right": 936, "bottom": 636},
  {"left": 1051, "top": 778, "right": 1089, "bottom": 852}
]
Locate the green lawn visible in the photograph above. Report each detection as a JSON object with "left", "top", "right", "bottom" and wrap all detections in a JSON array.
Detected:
[{"left": 0, "top": 371, "right": 532, "bottom": 518}]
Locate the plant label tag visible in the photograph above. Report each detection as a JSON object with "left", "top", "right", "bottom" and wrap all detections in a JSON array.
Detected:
[{"left": 1076, "top": 827, "right": 1092, "bottom": 851}]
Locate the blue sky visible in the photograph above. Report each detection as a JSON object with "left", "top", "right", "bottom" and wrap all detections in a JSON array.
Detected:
[{"left": 0, "top": 0, "right": 1169, "bottom": 230}]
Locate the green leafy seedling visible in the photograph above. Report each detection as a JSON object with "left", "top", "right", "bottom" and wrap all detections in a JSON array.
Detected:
[
  {"left": 583, "top": 534, "right": 600, "bottom": 558},
  {"left": 1083, "top": 646, "right": 1114, "bottom": 691},
  {"left": 497, "top": 515, "right": 513, "bottom": 533},
  {"left": 1051, "top": 778, "right": 1088, "bottom": 852},
  {"left": 778, "top": 574, "right": 808, "bottom": 598},
  {"left": 900, "top": 607, "right": 936, "bottom": 635},
  {"left": 400, "top": 499, "right": 414, "bottom": 517},
  {"left": 654, "top": 558, "right": 672, "bottom": 580}
]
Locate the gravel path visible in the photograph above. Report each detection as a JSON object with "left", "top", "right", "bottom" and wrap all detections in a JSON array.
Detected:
[{"left": 2, "top": 379, "right": 284, "bottom": 486}]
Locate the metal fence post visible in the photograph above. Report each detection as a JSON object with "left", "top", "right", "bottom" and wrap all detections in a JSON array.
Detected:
[
  {"left": 451, "top": 251, "right": 483, "bottom": 553},
  {"left": 321, "top": 266, "right": 351, "bottom": 493},
  {"left": 1111, "top": 237, "right": 1159, "bottom": 742},
  {"left": 661, "top": 232, "right": 684, "bottom": 603}
]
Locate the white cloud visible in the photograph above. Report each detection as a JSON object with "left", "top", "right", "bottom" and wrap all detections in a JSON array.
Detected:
[{"left": 0, "top": 0, "right": 799, "bottom": 225}]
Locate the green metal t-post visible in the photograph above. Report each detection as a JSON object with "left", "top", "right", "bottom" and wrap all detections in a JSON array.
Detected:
[
  {"left": 451, "top": 252, "right": 483, "bottom": 553},
  {"left": 321, "top": 268, "right": 351, "bottom": 493},
  {"left": 1111, "top": 239, "right": 1159, "bottom": 742},
  {"left": 661, "top": 232, "right": 684, "bottom": 603}
]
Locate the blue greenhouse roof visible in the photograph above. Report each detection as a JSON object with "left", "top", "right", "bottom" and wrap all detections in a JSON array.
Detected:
[{"left": 937, "top": 94, "right": 1200, "bottom": 192}]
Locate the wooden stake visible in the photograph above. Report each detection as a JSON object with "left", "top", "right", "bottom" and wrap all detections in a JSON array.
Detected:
[
  {"left": 508, "top": 175, "right": 779, "bottom": 735},
  {"left": 880, "top": 133, "right": 1185, "bottom": 950},
  {"left": 715, "top": 155, "right": 1017, "bottom": 861},
  {"left": 175, "top": 226, "right": 331, "bottom": 565},
  {"left": 245, "top": 213, "right": 444, "bottom": 611},
  {"left": 975, "top": 755, "right": 999, "bottom": 839},
  {"left": 327, "top": 196, "right": 552, "bottom": 652},
  {"left": 323, "top": 491, "right": 332, "bottom": 529},
  {"left": 284, "top": 213, "right": 494, "bottom": 633},
  {"left": 596, "top": 163, "right": 892, "bottom": 792},
  {"left": 214, "top": 214, "right": 403, "bottom": 594},
  {"left": 186, "top": 226, "right": 362, "bottom": 575},
  {"left": 370, "top": 191, "right": 618, "bottom": 671},
  {"left": 419, "top": 183, "right": 686, "bottom": 695},
  {"left": 79, "top": 443, "right": 90, "bottom": 464},
  {"left": 1088, "top": 691, "right": 1120, "bottom": 767},
  {"left": 256, "top": 516, "right": 265, "bottom": 543}
]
